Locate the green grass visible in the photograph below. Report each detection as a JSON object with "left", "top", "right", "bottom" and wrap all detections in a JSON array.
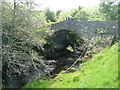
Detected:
[{"left": 23, "top": 41, "right": 119, "bottom": 88}]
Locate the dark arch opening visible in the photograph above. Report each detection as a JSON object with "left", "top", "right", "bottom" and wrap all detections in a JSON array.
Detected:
[
  {"left": 44, "top": 29, "right": 86, "bottom": 59},
  {"left": 43, "top": 29, "right": 87, "bottom": 75}
]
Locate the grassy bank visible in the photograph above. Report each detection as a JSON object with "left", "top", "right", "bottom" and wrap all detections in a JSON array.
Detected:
[{"left": 23, "top": 42, "right": 119, "bottom": 88}]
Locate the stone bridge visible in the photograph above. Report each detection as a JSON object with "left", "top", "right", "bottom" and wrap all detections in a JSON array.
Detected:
[{"left": 51, "top": 21, "right": 118, "bottom": 43}]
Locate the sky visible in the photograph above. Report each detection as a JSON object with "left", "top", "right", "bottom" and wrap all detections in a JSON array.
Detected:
[{"left": 33, "top": 0, "right": 101, "bottom": 11}]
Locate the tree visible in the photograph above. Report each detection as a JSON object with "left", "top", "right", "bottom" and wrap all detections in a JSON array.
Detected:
[
  {"left": 44, "top": 8, "right": 57, "bottom": 22},
  {"left": 99, "top": 2, "right": 118, "bottom": 20},
  {"left": 71, "top": 6, "right": 89, "bottom": 21},
  {"left": 57, "top": 10, "right": 72, "bottom": 21},
  {"left": 2, "top": 1, "right": 52, "bottom": 88},
  {"left": 56, "top": 10, "right": 62, "bottom": 19}
]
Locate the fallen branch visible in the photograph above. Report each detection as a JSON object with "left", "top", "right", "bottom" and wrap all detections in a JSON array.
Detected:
[{"left": 64, "top": 45, "right": 87, "bottom": 73}]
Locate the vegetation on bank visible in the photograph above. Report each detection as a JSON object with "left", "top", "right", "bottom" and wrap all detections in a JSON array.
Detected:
[
  {"left": 2, "top": 0, "right": 119, "bottom": 88},
  {"left": 24, "top": 41, "right": 119, "bottom": 88}
]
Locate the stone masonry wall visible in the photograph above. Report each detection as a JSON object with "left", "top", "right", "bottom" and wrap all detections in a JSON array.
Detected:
[{"left": 52, "top": 21, "right": 118, "bottom": 42}]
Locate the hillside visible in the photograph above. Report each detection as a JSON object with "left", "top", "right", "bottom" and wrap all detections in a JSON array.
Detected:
[{"left": 23, "top": 41, "right": 119, "bottom": 88}]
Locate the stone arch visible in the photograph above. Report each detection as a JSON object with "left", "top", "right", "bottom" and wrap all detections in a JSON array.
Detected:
[
  {"left": 52, "top": 29, "right": 84, "bottom": 50},
  {"left": 44, "top": 29, "right": 85, "bottom": 59}
]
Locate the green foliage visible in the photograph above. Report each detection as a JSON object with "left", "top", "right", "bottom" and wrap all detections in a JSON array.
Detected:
[
  {"left": 56, "top": 10, "right": 62, "bottom": 19},
  {"left": 23, "top": 80, "right": 53, "bottom": 88},
  {"left": 99, "top": 2, "right": 118, "bottom": 20},
  {"left": 2, "top": 1, "right": 53, "bottom": 87},
  {"left": 66, "top": 45, "right": 74, "bottom": 52},
  {"left": 2, "top": 0, "right": 119, "bottom": 88},
  {"left": 57, "top": 10, "right": 72, "bottom": 21},
  {"left": 94, "top": 37, "right": 102, "bottom": 45},
  {"left": 57, "top": 8, "right": 89, "bottom": 21},
  {"left": 2, "top": 1, "right": 53, "bottom": 45},
  {"left": 41, "top": 2, "right": 119, "bottom": 22},
  {"left": 23, "top": 42, "right": 119, "bottom": 88},
  {"left": 37, "top": 22, "right": 54, "bottom": 44},
  {"left": 71, "top": 7, "right": 89, "bottom": 20},
  {"left": 44, "top": 8, "right": 57, "bottom": 22},
  {"left": 83, "top": 6, "right": 106, "bottom": 20},
  {"left": 56, "top": 3, "right": 119, "bottom": 21}
]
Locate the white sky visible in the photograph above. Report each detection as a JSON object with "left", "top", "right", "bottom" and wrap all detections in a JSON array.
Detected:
[{"left": 34, "top": 0, "right": 101, "bottom": 11}]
